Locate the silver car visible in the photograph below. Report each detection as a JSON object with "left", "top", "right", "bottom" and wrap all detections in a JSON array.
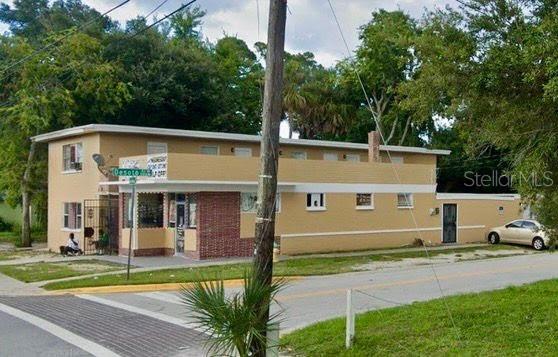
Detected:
[{"left": 488, "top": 219, "right": 549, "bottom": 250}]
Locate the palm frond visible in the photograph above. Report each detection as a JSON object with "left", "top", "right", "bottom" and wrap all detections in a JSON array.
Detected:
[{"left": 180, "top": 270, "right": 285, "bottom": 357}]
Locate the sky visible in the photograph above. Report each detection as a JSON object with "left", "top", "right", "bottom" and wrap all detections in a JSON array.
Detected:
[
  {"left": 0, "top": 0, "right": 456, "bottom": 67},
  {"left": 0, "top": 0, "right": 457, "bottom": 137}
]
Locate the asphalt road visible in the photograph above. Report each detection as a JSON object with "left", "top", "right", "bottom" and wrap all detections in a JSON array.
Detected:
[
  {"left": 1, "top": 252, "right": 558, "bottom": 356},
  {"left": 0, "top": 310, "right": 91, "bottom": 357},
  {"left": 90, "top": 252, "right": 558, "bottom": 333}
]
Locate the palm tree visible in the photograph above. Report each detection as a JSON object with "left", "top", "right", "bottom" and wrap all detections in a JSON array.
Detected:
[{"left": 180, "top": 271, "right": 284, "bottom": 356}]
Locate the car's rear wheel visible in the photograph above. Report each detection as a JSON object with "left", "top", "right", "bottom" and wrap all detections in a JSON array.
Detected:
[
  {"left": 489, "top": 232, "right": 500, "bottom": 244},
  {"left": 532, "top": 237, "right": 545, "bottom": 251}
]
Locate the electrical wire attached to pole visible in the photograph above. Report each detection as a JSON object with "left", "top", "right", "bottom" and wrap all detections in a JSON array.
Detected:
[{"left": 327, "top": 0, "right": 463, "bottom": 345}]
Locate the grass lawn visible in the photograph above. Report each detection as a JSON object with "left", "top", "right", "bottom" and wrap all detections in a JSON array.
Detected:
[
  {"left": 0, "top": 259, "right": 127, "bottom": 282},
  {"left": 0, "top": 249, "right": 53, "bottom": 261},
  {"left": 42, "top": 244, "right": 525, "bottom": 290},
  {"left": 281, "top": 278, "right": 558, "bottom": 356},
  {"left": 0, "top": 231, "right": 47, "bottom": 245}
]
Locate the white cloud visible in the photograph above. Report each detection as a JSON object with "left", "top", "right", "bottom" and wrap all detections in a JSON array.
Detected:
[{"left": 1, "top": 0, "right": 457, "bottom": 66}]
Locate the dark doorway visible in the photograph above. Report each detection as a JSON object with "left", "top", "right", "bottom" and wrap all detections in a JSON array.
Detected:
[
  {"left": 83, "top": 197, "right": 119, "bottom": 255},
  {"left": 442, "top": 204, "right": 457, "bottom": 243}
]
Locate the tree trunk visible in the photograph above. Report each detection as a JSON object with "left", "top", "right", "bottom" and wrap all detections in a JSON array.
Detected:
[
  {"left": 252, "top": 0, "right": 287, "bottom": 356},
  {"left": 21, "top": 140, "right": 36, "bottom": 248},
  {"left": 385, "top": 116, "right": 398, "bottom": 145},
  {"left": 399, "top": 116, "right": 412, "bottom": 145}
]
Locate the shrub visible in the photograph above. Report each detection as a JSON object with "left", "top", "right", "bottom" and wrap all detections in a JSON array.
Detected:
[
  {"left": 180, "top": 271, "right": 284, "bottom": 356},
  {"left": 0, "top": 216, "right": 12, "bottom": 232}
]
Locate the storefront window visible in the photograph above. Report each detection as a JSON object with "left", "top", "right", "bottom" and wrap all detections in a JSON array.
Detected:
[
  {"left": 187, "top": 194, "right": 197, "bottom": 228},
  {"left": 168, "top": 193, "right": 176, "bottom": 228},
  {"left": 137, "top": 193, "right": 164, "bottom": 228}
]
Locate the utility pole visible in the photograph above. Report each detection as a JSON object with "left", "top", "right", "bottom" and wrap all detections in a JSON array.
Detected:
[{"left": 252, "top": 0, "right": 287, "bottom": 356}]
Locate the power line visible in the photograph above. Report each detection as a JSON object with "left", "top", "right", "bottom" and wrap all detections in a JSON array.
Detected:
[
  {"left": 327, "top": 0, "right": 463, "bottom": 345},
  {"left": 144, "top": 0, "right": 171, "bottom": 20},
  {"left": 0, "top": 0, "right": 131, "bottom": 79},
  {"left": 128, "top": 0, "right": 198, "bottom": 40},
  {"left": 0, "top": 0, "right": 199, "bottom": 108}
]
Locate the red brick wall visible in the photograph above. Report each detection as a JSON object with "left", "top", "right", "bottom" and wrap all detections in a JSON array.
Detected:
[{"left": 197, "top": 192, "right": 254, "bottom": 259}]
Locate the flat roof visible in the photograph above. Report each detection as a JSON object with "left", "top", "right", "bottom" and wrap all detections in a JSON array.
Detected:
[{"left": 32, "top": 124, "right": 451, "bottom": 156}]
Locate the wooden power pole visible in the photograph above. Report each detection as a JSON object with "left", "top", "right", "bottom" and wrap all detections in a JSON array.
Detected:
[{"left": 252, "top": 0, "right": 287, "bottom": 355}]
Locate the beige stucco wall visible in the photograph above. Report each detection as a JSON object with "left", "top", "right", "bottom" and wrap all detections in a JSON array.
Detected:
[
  {"left": 46, "top": 130, "right": 444, "bottom": 254},
  {"left": 150, "top": 153, "right": 436, "bottom": 184},
  {"left": 380, "top": 152, "right": 437, "bottom": 165},
  {"left": 136, "top": 228, "right": 174, "bottom": 249},
  {"left": 278, "top": 195, "right": 523, "bottom": 255},
  {"left": 185, "top": 229, "right": 197, "bottom": 251},
  {"left": 100, "top": 132, "right": 436, "bottom": 164},
  {"left": 47, "top": 133, "right": 102, "bottom": 251},
  {"left": 119, "top": 228, "right": 175, "bottom": 251}
]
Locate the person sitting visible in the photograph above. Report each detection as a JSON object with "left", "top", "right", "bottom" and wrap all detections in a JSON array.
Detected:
[{"left": 64, "top": 233, "right": 83, "bottom": 256}]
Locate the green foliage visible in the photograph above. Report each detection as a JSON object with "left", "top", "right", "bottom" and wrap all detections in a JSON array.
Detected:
[
  {"left": 398, "top": 0, "right": 558, "bottom": 230},
  {"left": 180, "top": 271, "right": 284, "bottom": 357},
  {"left": 0, "top": 30, "right": 130, "bottom": 238},
  {"left": 282, "top": 278, "right": 558, "bottom": 356},
  {"left": 41, "top": 244, "right": 521, "bottom": 290},
  {"left": 0, "top": 259, "right": 126, "bottom": 282},
  {"left": 0, "top": 0, "right": 114, "bottom": 40},
  {"left": 338, "top": 10, "right": 420, "bottom": 145},
  {"left": 0, "top": 216, "right": 12, "bottom": 231}
]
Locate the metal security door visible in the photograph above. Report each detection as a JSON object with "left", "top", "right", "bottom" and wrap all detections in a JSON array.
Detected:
[
  {"left": 442, "top": 204, "right": 457, "bottom": 243},
  {"left": 83, "top": 197, "right": 119, "bottom": 255}
]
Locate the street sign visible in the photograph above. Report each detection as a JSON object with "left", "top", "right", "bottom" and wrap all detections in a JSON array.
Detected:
[
  {"left": 129, "top": 177, "right": 137, "bottom": 185},
  {"left": 111, "top": 168, "right": 152, "bottom": 177}
]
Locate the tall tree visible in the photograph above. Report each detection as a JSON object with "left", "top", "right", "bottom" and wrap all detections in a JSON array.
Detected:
[
  {"left": 401, "top": 0, "right": 558, "bottom": 231},
  {"left": 0, "top": 32, "right": 129, "bottom": 246},
  {"left": 210, "top": 36, "right": 263, "bottom": 134},
  {"left": 340, "top": 10, "right": 419, "bottom": 144},
  {"left": 0, "top": 0, "right": 114, "bottom": 40}
]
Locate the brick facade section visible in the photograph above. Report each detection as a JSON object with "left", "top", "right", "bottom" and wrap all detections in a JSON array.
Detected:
[{"left": 196, "top": 192, "right": 254, "bottom": 259}]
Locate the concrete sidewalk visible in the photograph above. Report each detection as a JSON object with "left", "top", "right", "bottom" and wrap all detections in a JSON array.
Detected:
[
  {"left": 30, "top": 243, "right": 489, "bottom": 287},
  {"left": 0, "top": 273, "right": 45, "bottom": 296}
]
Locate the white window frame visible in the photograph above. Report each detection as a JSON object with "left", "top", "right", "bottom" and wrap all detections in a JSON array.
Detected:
[
  {"left": 390, "top": 155, "right": 404, "bottom": 164},
  {"left": 62, "top": 143, "right": 83, "bottom": 173},
  {"left": 147, "top": 142, "right": 168, "bottom": 155},
  {"left": 62, "top": 202, "right": 82, "bottom": 231},
  {"left": 234, "top": 147, "right": 253, "bottom": 157},
  {"left": 345, "top": 154, "right": 361, "bottom": 162},
  {"left": 306, "top": 193, "right": 326, "bottom": 211},
  {"left": 323, "top": 152, "right": 338, "bottom": 161},
  {"left": 291, "top": 151, "right": 307, "bottom": 160},
  {"left": 356, "top": 193, "right": 374, "bottom": 210},
  {"left": 397, "top": 193, "right": 414, "bottom": 209},
  {"left": 200, "top": 145, "right": 219, "bottom": 155}
]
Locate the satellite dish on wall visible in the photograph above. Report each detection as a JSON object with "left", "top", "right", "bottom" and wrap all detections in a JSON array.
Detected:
[{"left": 92, "top": 153, "right": 105, "bottom": 167}]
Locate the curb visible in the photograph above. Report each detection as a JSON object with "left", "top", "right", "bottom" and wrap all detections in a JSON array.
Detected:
[{"left": 48, "top": 276, "right": 304, "bottom": 295}]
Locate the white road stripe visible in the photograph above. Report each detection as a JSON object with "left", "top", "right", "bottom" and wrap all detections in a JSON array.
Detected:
[
  {"left": 0, "top": 302, "right": 120, "bottom": 357},
  {"left": 136, "top": 291, "right": 183, "bottom": 305},
  {"left": 77, "top": 294, "right": 204, "bottom": 333}
]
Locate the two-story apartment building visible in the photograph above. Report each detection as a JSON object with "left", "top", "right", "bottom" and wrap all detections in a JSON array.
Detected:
[{"left": 33, "top": 124, "right": 522, "bottom": 259}]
